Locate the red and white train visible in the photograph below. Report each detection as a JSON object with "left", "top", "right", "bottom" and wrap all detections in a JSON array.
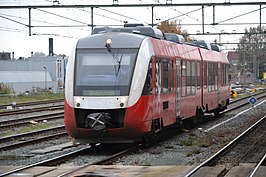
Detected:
[{"left": 64, "top": 25, "right": 230, "bottom": 144}]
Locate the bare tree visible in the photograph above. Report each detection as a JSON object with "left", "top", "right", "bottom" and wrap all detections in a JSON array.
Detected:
[
  {"left": 33, "top": 51, "right": 46, "bottom": 57},
  {"left": 237, "top": 26, "right": 266, "bottom": 79},
  {"left": 157, "top": 20, "right": 192, "bottom": 42}
]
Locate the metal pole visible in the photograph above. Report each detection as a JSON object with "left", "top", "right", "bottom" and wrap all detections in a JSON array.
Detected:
[
  {"left": 259, "top": 4, "right": 262, "bottom": 33},
  {"left": 44, "top": 67, "right": 47, "bottom": 90},
  {"left": 29, "top": 8, "right": 31, "bottom": 36},
  {"left": 91, "top": 7, "right": 94, "bottom": 33},
  {"left": 213, "top": 5, "right": 215, "bottom": 25},
  {"left": 202, "top": 6, "right": 204, "bottom": 34},
  {"left": 151, "top": 6, "right": 154, "bottom": 27}
]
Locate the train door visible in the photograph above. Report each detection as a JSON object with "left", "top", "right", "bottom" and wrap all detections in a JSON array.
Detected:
[
  {"left": 176, "top": 58, "right": 180, "bottom": 117},
  {"left": 152, "top": 58, "right": 162, "bottom": 118},
  {"left": 217, "top": 62, "right": 221, "bottom": 103}
]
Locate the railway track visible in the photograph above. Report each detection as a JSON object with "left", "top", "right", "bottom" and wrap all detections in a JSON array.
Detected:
[
  {"left": 184, "top": 114, "right": 266, "bottom": 177},
  {"left": 0, "top": 143, "right": 140, "bottom": 177},
  {"left": 250, "top": 154, "right": 266, "bottom": 177},
  {"left": 0, "top": 125, "right": 66, "bottom": 151},
  {"left": 0, "top": 99, "right": 63, "bottom": 110},
  {"left": 0, "top": 104, "right": 64, "bottom": 117},
  {"left": 0, "top": 93, "right": 265, "bottom": 176},
  {"left": 0, "top": 111, "right": 64, "bottom": 129},
  {"left": 228, "top": 91, "right": 266, "bottom": 111}
]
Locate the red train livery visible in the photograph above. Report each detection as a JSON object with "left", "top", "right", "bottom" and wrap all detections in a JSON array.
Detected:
[{"left": 64, "top": 25, "right": 230, "bottom": 144}]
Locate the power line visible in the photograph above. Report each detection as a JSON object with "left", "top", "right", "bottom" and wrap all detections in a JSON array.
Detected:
[
  {"left": 0, "top": 15, "right": 28, "bottom": 27},
  {"left": 216, "top": 6, "right": 266, "bottom": 24},
  {"left": 98, "top": 7, "right": 149, "bottom": 24},
  {"left": 35, "top": 8, "right": 90, "bottom": 26}
]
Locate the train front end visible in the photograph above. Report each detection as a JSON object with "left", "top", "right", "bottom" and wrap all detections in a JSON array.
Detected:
[{"left": 64, "top": 32, "right": 154, "bottom": 144}]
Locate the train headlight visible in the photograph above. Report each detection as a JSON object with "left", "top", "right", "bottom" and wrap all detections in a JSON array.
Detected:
[
  {"left": 120, "top": 97, "right": 126, "bottom": 103},
  {"left": 106, "top": 38, "right": 112, "bottom": 45}
]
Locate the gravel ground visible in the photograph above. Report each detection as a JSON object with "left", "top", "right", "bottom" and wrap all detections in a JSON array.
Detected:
[
  {"left": 112, "top": 99, "right": 266, "bottom": 166},
  {"left": 0, "top": 136, "right": 84, "bottom": 166},
  {"left": 1, "top": 98, "right": 265, "bottom": 168},
  {"left": 0, "top": 101, "right": 69, "bottom": 166}
]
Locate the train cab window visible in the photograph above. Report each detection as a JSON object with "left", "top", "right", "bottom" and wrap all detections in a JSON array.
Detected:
[
  {"left": 197, "top": 61, "right": 201, "bottom": 89},
  {"left": 181, "top": 60, "right": 186, "bottom": 97},
  {"left": 155, "top": 59, "right": 162, "bottom": 94},
  {"left": 162, "top": 59, "right": 169, "bottom": 94},
  {"left": 74, "top": 48, "right": 137, "bottom": 96},
  {"left": 170, "top": 60, "right": 174, "bottom": 93},
  {"left": 142, "top": 60, "right": 152, "bottom": 95},
  {"left": 204, "top": 62, "right": 207, "bottom": 89},
  {"left": 186, "top": 61, "right": 191, "bottom": 96},
  {"left": 191, "top": 61, "right": 196, "bottom": 95}
]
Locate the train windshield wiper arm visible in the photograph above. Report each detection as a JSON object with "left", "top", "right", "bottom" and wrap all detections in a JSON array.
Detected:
[{"left": 105, "top": 45, "right": 123, "bottom": 76}]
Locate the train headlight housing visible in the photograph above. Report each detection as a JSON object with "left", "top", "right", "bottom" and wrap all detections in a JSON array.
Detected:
[
  {"left": 120, "top": 97, "right": 127, "bottom": 107},
  {"left": 75, "top": 97, "right": 81, "bottom": 107}
]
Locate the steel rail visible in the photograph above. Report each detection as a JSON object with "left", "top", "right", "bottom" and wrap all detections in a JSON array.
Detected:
[
  {"left": 0, "top": 131, "right": 67, "bottom": 151},
  {"left": 57, "top": 145, "right": 140, "bottom": 177},
  {"left": 0, "top": 111, "right": 63, "bottom": 126},
  {"left": 0, "top": 99, "right": 63, "bottom": 109},
  {"left": 223, "top": 93, "right": 266, "bottom": 113},
  {"left": 0, "top": 143, "right": 140, "bottom": 177},
  {"left": 184, "top": 115, "right": 266, "bottom": 177},
  {"left": 0, "top": 105, "right": 64, "bottom": 116},
  {"left": 0, "top": 114, "right": 63, "bottom": 129},
  {"left": 249, "top": 154, "right": 266, "bottom": 177},
  {"left": 0, "top": 146, "right": 91, "bottom": 177},
  {"left": 0, "top": 125, "right": 65, "bottom": 143},
  {"left": 229, "top": 91, "right": 266, "bottom": 104}
]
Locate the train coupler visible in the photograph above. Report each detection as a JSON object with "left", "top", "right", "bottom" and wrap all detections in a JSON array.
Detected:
[{"left": 85, "top": 112, "right": 114, "bottom": 131}]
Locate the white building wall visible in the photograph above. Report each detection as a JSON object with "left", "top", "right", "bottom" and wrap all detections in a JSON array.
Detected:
[{"left": 0, "top": 56, "right": 65, "bottom": 94}]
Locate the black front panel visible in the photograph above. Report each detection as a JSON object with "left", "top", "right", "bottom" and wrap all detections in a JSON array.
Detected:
[{"left": 75, "top": 108, "right": 126, "bottom": 129}]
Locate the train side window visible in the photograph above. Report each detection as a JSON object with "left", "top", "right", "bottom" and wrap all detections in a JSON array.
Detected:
[
  {"left": 181, "top": 60, "right": 186, "bottom": 97},
  {"left": 204, "top": 62, "right": 207, "bottom": 89},
  {"left": 170, "top": 60, "right": 174, "bottom": 93},
  {"left": 212, "top": 63, "right": 215, "bottom": 91},
  {"left": 155, "top": 59, "right": 162, "bottom": 94},
  {"left": 162, "top": 59, "right": 168, "bottom": 94},
  {"left": 191, "top": 61, "right": 196, "bottom": 95},
  {"left": 208, "top": 62, "right": 213, "bottom": 92},
  {"left": 222, "top": 64, "right": 225, "bottom": 86},
  {"left": 186, "top": 61, "right": 191, "bottom": 96},
  {"left": 222, "top": 64, "right": 229, "bottom": 86},
  {"left": 214, "top": 63, "right": 218, "bottom": 91},
  {"left": 226, "top": 64, "right": 229, "bottom": 85},
  {"left": 197, "top": 61, "right": 201, "bottom": 89},
  {"left": 142, "top": 60, "right": 152, "bottom": 95}
]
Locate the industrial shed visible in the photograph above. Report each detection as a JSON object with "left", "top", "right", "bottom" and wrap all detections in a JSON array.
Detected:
[
  {"left": 0, "top": 71, "right": 55, "bottom": 94},
  {"left": 0, "top": 56, "right": 65, "bottom": 94}
]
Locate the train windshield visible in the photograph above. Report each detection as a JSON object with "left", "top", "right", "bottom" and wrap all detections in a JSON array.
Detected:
[{"left": 74, "top": 48, "right": 138, "bottom": 96}]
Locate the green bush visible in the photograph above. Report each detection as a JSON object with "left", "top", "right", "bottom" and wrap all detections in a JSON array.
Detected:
[{"left": 0, "top": 83, "right": 14, "bottom": 94}]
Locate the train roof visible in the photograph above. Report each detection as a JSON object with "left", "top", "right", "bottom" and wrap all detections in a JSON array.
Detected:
[
  {"left": 92, "top": 25, "right": 164, "bottom": 40},
  {"left": 77, "top": 32, "right": 146, "bottom": 49}
]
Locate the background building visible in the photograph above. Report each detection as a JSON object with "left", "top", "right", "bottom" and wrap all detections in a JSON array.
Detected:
[{"left": 0, "top": 56, "right": 66, "bottom": 94}]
